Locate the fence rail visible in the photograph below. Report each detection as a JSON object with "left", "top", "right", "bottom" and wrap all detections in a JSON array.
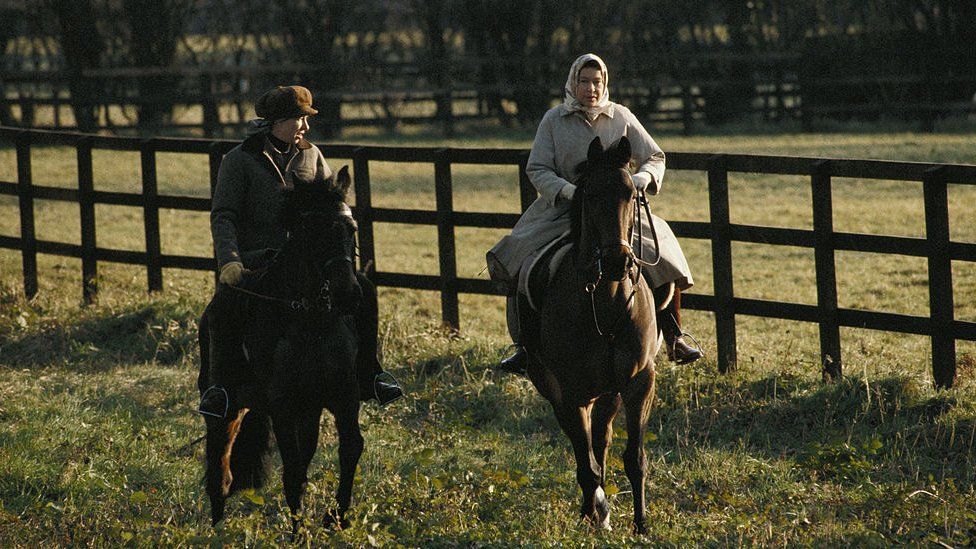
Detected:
[{"left": 2, "top": 127, "right": 975, "bottom": 388}]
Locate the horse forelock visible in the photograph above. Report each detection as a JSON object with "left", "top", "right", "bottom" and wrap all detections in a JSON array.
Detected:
[{"left": 278, "top": 179, "right": 349, "bottom": 228}]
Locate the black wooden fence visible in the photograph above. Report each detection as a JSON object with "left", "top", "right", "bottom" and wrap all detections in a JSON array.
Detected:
[{"left": 2, "top": 126, "right": 975, "bottom": 388}]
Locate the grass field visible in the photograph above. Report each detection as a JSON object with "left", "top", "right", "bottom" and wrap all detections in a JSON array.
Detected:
[{"left": 1, "top": 125, "right": 976, "bottom": 546}]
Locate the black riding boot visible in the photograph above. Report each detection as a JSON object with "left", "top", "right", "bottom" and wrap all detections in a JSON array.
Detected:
[
  {"left": 656, "top": 286, "right": 703, "bottom": 365},
  {"left": 197, "top": 307, "right": 244, "bottom": 418},
  {"left": 498, "top": 294, "right": 538, "bottom": 376},
  {"left": 356, "top": 273, "right": 404, "bottom": 405}
]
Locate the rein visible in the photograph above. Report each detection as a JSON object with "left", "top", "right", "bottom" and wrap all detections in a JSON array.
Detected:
[
  {"left": 224, "top": 254, "right": 353, "bottom": 313},
  {"left": 581, "top": 186, "right": 659, "bottom": 339}
]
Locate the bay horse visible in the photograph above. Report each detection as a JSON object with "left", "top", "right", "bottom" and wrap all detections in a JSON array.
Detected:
[
  {"left": 524, "top": 136, "right": 659, "bottom": 534},
  {"left": 198, "top": 167, "right": 365, "bottom": 534}
]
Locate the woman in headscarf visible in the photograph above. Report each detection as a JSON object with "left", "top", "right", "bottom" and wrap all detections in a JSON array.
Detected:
[
  {"left": 487, "top": 54, "right": 701, "bottom": 373},
  {"left": 199, "top": 85, "right": 403, "bottom": 416}
]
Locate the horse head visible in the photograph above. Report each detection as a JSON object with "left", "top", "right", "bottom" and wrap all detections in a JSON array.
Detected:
[
  {"left": 278, "top": 165, "right": 363, "bottom": 315},
  {"left": 573, "top": 136, "right": 638, "bottom": 284}
]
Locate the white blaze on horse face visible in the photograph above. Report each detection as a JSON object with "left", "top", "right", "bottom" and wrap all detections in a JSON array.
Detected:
[{"left": 575, "top": 67, "right": 605, "bottom": 108}]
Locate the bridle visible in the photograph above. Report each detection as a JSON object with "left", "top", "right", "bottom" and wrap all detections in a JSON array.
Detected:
[
  {"left": 225, "top": 211, "right": 357, "bottom": 314},
  {"left": 580, "top": 180, "right": 661, "bottom": 338}
]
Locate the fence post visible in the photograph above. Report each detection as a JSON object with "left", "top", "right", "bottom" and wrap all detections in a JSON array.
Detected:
[
  {"left": 708, "top": 154, "right": 736, "bottom": 372},
  {"left": 434, "top": 149, "right": 460, "bottom": 331},
  {"left": 923, "top": 166, "right": 955, "bottom": 389},
  {"left": 518, "top": 152, "right": 535, "bottom": 213},
  {"left": 681, "top": 83, "right": 694, "bottom": 136},
  {"left": 438, "top": 88, "right": 454, "bottom": 138},
  {"left": 77, "top": 137, "right": 98, "bottom": 304},
  {"left": 352, "top": 147, "right": 377, "bottom": 279},
  {"left": 208, "top": 142, "right": 224, "bottom": 286},
  {"left": 140, "top": 139, "right": 163, "bottom": 292},
  {"left": 811, "top": 160, "right": 841, "bottom": 380},
  {"left": 16, "top": 132, "right": 37, "bottom": 299}
]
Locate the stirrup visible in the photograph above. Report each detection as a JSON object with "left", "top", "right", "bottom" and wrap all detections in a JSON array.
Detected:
[
  {"left": 197, "top": 385, "right": 229, "bottom": 419},
  {"left": 373, "top": 371, "right": 404, "bottom": 406},
  {"left": 667, "top": 330, "right": 705, "bottom": 364}
]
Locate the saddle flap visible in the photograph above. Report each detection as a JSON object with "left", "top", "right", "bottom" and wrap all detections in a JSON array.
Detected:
[{"left": 518, "top": 235, "right": 573, "bottom": 311}]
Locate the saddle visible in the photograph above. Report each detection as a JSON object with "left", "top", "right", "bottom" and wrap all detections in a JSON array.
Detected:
[{"left": 518, "top": 235, "right": 574, "bottom": 312}]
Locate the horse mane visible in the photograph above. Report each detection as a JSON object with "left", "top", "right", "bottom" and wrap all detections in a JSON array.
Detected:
[{"left": 569, "top": 160, "right": 588, "bottom": 245}]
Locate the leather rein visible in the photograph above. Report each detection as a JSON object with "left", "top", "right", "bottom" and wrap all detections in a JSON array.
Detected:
[
  {"left": 224, "top": 211, "right": 357, "bottom": 313},
  {"left": 225, "top": 253, "right": 353, "bottom": 313}
]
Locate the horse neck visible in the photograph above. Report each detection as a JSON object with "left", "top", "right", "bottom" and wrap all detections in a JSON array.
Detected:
[{"left": 256, "top": 240, "right": 307, "bottom": 297}]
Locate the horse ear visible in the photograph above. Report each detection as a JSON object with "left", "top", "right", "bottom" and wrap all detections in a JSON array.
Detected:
[
  {"left": 587, "top": 136, "right": 603, "bottom": 164},
  {"left": 612, "top": 136, "right": 631, "bottom": 168},
  {"left": 335, "top": 165, "right": 352, "bottom": 200}
]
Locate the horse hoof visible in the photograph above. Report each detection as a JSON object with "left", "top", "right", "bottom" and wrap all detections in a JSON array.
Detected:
[
  {"left": 209, "top": 505, "right": 225, "bottom": 527},
  {"left": 322, "top": 510, "right": 349, "bottom": 530}
]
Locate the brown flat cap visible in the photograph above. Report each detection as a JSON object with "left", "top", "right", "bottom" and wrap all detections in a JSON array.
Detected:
[{"left": 255, "top": 85, "right": 318, "bottom": 120}]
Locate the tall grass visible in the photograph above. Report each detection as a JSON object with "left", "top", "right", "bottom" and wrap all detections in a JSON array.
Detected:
[{"left": 1, "top": 127, "right": 975, "bottom": 545}]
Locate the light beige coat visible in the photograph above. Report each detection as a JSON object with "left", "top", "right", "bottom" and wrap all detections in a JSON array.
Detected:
[{"left": 487, "top": 102, "right": 693, "bottom": 290}]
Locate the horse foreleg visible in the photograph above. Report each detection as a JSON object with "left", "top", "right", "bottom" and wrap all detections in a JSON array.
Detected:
[
  {"left": 204, "top": 417, "right": 228, "bottom": 526},
  {"left": 272, "top": 413, "right": 307, "bottom": 538},
  {"left": 329, "top": 401, "right": 364, "bottom": 529},
  {"left": 622, "top": 366, "right": 655, "bottom": 535},
  {"left": 553, "top": 403, "right": 610, "bottom": 530},
  {"left": 590, "top": 393, "right": 622, "bottom": 487}
]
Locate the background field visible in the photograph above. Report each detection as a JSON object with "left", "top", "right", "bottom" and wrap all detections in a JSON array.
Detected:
[{"left": 1, "top": 126, "right": 976, "bottom": 546}]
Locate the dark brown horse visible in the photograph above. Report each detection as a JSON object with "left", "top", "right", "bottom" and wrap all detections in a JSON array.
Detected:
[
  {"left": 198, "top": 167, "right": 366, "bottom": 534},
  {"left": 525, "top": 136, "right": 659, "bottom": 534}
]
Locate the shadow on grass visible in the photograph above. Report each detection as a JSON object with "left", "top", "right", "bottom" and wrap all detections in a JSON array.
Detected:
[
  {"left": 405, "top": 350, "right": 975, "bottom": 489},
  {"left": 650, "top": 370, "right": 973, "bottom": 485},
  {"left": 1, "top": 303, "right": 199, "bottom": 371}
]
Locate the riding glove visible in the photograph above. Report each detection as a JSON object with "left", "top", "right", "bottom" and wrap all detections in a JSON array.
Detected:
[
  {"left": 219, "top": 261, "right": 245, "bottom": 285},
  {"left": 558, "top": 183, "right": 576, "bottom": 202},
  {"left": 632, "top": 172, "right": 652, "bottom": 193}
]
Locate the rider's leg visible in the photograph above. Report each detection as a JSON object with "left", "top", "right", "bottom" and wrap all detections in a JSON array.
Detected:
[
  {"left": 198, "top": 304, "right": 250, "bottom": 418},
  {"left": 355, "top": 272, "right": 403, "bottom": 405},
  {"left": 498, "top": 293, "right": 538, "bottom": 375},
  {"left": 655, "top": 285, "right": 702, "bottom": 365}
]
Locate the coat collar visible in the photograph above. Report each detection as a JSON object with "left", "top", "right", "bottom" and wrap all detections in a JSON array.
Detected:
[
  {"left": 559, "top": 102, "right": 616, "bottom": 120},
  {"left": 241, "top": 132, "right": 312, "bottom": 156}
]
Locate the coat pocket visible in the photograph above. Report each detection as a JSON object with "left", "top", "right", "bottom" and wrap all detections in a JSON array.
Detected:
[{"left": 290, "top": 166, "right": 315, "bottom": 184}]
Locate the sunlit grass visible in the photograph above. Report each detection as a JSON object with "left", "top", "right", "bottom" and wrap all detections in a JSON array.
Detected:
[{"left": 1, "top": 129, "right": 976, "bottom": 545}]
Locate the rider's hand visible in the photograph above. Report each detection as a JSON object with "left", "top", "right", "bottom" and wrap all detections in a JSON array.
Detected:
[
  {"left": 632, "top": 172, "right": 651, "bottom": 193},
  {"left": 558, "top": 183, "right": 576, "bottom": 202},
  {"left": 219, "top": 261, "right": 245, "bottom": 285}
]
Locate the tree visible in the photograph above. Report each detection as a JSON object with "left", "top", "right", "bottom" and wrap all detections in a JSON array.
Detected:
[
  {"left": 272, "top": 0, "right": 352, "bottom": 138},
  {"left": 48, "top": 0, "right": 104, "bottom": 132}
]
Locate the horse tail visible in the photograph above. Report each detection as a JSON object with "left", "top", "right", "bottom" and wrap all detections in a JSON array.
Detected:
[
  {"left": 204, "top": 408, "right": 274, "bottom": 500},
  {"left": 226, "top": 409, "right": 274, "bottom": 494}
]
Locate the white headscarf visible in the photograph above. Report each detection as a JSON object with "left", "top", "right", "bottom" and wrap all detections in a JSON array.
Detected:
[{"left": 563, "top": 53, "right": 612, "bottom": 121}]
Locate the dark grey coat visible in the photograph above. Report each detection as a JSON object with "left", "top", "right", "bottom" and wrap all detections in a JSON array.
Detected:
[{"left": 211, "top": 132, "right": 332, "bottom": 270}]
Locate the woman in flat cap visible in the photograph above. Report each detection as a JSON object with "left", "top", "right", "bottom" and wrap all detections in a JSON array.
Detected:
[{"left": 200, "top": 85, "right": 403, "bottom": 416}]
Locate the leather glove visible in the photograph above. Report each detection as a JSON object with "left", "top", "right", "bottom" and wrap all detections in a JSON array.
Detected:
[
  {"left": 219, "top": 261, "right": 245, "bottom": 285},
  {"left": 558, "top": 183, "right": 576, "bottom": 202}
]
